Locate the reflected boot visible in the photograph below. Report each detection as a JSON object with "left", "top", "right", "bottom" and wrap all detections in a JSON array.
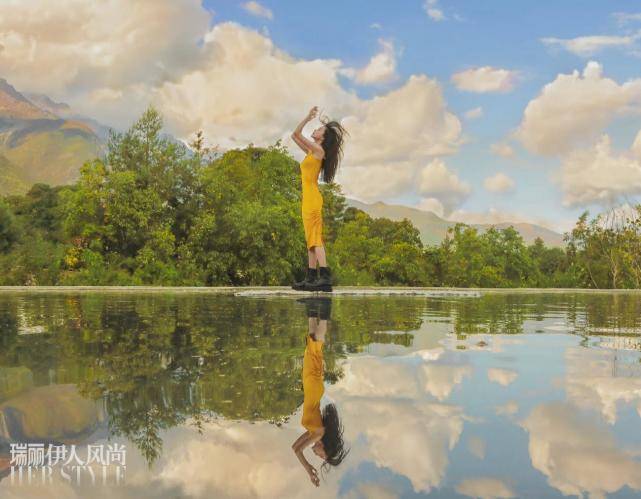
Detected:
[
  {"left": 308, "top": 266, "right": 333, "bottom": 293},
  {"left": 297, "top": 297, "right": 332, "bottom": 318},
  {"left": 292, "top": 267, "right": 317, "bottom": 291},
  {"left": 297, "top": 297, "right": 321, "bottom": 318},
  {"left": 318, "top": 296, "right": 332, "bottom": 320}
]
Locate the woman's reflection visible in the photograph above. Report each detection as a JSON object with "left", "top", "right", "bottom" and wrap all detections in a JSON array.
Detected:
[{"left": 292, "top": 297, "right": 348, "bottom": 487}]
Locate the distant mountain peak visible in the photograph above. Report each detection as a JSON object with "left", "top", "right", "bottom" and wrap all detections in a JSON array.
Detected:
[
  {"left": 0, "top": 77, "right": 54, "bottom": 120},
  {"left": 346, "top": 198, "right": 564, "bottom": 247},
  {"left": 0, "top": 78, "right": 30, "bottom": 103},
  {"left": 25, "top": 93, "right": 72, "bottom": 117}
]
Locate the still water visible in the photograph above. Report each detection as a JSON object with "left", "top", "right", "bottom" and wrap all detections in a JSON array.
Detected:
[{"left": 0, "top": 291, "right": 641, "bottom": 498}]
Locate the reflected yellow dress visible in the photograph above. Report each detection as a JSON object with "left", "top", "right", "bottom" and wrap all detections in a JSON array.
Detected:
[
  {"left": 302, "top": 334, "right": 324, "bottom": 432},
  {"left": 300, "top": 149, "right": 323, "bottom": 249}
]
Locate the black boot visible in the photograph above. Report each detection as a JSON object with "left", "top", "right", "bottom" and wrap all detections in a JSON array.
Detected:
[
  {"left": 292, "top": 267, "right": 317, "bottom": 291},
  {"left": 308, "top": 266, "right": 333, "bottom": 292}
]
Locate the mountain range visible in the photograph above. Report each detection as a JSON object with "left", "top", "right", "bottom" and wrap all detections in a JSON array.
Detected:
[
  {"left": 0, "top": 77, "right": 565, "bottom": 246},
  {"left": 346, "top": 199, "right": 565, "bottom": 247},
  {"left": 0, "top": 78, "right": 103, "bottom": 195}
]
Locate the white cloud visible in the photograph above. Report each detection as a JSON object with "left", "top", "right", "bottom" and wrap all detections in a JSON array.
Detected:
[
  {"left": 451, "top": 66, "right": 519, "bottom": 93},
  {"left": 338, "top": 75, "right": 462, "bottom": 201},
  {"left": 448, "top": 207, "right": 561, "bottom": 232},
  {"left": 541, "top": 32, "right": 641, "bottom": 57},
  {"left": 337, "top": 164, "right": 417, "bottom": 202},
  {"left": 242, "top": 1, "right": 273, "bottom": 20},
  {"left": 521, "top": 402, "right": 641, "bottom": 497},
  {"left": 490, "top": 143, "right": 514, "bottom": 158},
  {"left": 343, "top": 75, "right": 462, "bottom": 163},
  {"left": 416, "top": 197, "right": 446, "bottom": 217},
  {"left": 370, "top": 22, "right": 382, "bottom": 30},
  {"left": 484, "top": 173, "right": 515, "bottom": 193},
  {"left": 424, "top": 0, "right": 445, "bottom": 21},
  {"left": 633, "top": 129, "right": 641, "bottom": 157},
  {"left": 0, "top": 3, "right": 463, "bottom": 204},
  {"left": 455, "top": 478, "right": 516, "bottom": 499},
  {"left": 613, "top": 12, "right": 641, "bottom": 25},
  {"left": 157, "top": 22, "right": 357, "bottom": 149},
  {"left": 515, "top": 61, "right": 641, "bottom": 156},
  {"left": 341, "top": 38, "right": 397, "bottom": 85},
  {"left": 559, "top": 133, "right": 641, "bottom": 206},
  {"left": 418, "top": 159, "right": 471, "bottom": 215},
  {"left": 158, "top": 25, "right": 460, "bottom": 202},
  {"left": 487, "top": 368, "right": 518, "bottom": 386},
  {"left": 0, "top": 0, "right": 212, "bottom": 125},
  {"left": 464, "top": 107, "right": 483, "bottom": 120},
  {"left": 448, "top": 208, "right": 521, "bottom": 226}
]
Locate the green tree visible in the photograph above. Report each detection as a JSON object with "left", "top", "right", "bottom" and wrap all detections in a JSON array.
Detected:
[{"left": 0, "top": 198, "right": 18, "bottom": 253}]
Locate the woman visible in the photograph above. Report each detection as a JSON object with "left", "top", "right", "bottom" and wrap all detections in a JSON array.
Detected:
[
  {"left": 292, "top": 297, "right": 348, "bottom": 486},
  {"left": 291, "top": 106, "right": 347, "bottom": 292}
]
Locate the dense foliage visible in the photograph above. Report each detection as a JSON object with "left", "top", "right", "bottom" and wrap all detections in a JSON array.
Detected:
[
  {"left": 1, "top": 108, "right": 640, "bottom": 288},
  {"left": 0, "top": 293, "right": 418, "bottom": 463}
]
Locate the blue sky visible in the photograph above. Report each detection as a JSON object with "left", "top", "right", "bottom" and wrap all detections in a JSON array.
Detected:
[
  {"left": 204, "top": 0, "right": 641, "bottom": 230},
  {"left": 2, "top": 0, "right": 640, "bottom": 232}
]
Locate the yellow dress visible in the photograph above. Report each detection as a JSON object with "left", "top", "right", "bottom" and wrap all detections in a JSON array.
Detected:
[
  {"left": 300, "top": 149, "right": 324, "bottom": 249},
  {"left": 301, "top": 334, "right": 324, "bottom": 432}
]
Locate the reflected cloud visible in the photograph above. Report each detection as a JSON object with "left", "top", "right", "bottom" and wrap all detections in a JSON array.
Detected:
[
  {"left": 340, "top": 482, "right": 399, "bottom": 499},
  {"left": 336, "top": 349, "right": 470, "bottom": 402},
  {"left": 155, "top": 422, "right": 330, "bottom": 499},
  {"left": 564, "top": 346, "right": 641, "bottom": 424},
  {"left": 455, "top": 477, "right": 516, "bottom": 499},
  {"left": 0, "top": 384, "right": 106, "bottom": 442},
  {"left": 520, "top": 402, "right": 641, "bottom": 497},
  {"left": 341, "top": 399, "right": 464, "bottom": 493},
  {"left": 0, "top": 423, "right": 339, "bottom": 499},
  {"left": 495, "top": 401, "right": 519, "bottom": 417},
  {"left": 487, "top": 368, "right": 518, "bottom": 387},
  {"left": 467, "top": 436, "right": 486, "bottom": 459},
  {"left": 333, "top": 349, "right": 469, "bottom": 493},
  {"left": 442, "top": 335, "right": 524, "bottom": 354},
  {"left": 421, "top": 363, "right": 472, "bottom": 400},
  {"left": 4, "top": 292, "right": 640, "bottom": 498}
]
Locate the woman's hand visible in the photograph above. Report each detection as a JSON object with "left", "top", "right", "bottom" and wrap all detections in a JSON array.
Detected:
[
  {"left": 306, "top": 464, "right": 320, "bottom": 487},
  {"left": 306, "top": 106, "right": 318, "bottom": 121}
]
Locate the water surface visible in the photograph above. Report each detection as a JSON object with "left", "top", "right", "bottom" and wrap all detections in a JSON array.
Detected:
[{"left": 0, "top": 291, "right": 641, "bottom": 498}]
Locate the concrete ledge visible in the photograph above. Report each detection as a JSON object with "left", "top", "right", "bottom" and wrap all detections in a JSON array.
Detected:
[
  {"left": 0, "top": 286, "right": 639, "bottom": 295},
  {"left": 234, "top": 288, "right": 481, "bottom": 297}
]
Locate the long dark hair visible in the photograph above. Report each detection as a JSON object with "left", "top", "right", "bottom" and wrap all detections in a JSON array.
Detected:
[
  {"left": 320, "top": 403, "right": 349, "bottom": 474},
  {"left": 320, "top": 120, "right": 348, "bottom": 183}
]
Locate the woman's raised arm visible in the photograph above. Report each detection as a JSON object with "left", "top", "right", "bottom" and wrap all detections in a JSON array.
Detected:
[{"left": 291, "top": 107, "right": 320, "bottom": 154}]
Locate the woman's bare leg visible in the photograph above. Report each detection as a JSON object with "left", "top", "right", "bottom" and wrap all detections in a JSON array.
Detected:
[
  {"left": 315, "top": 318, "right": 327, "bottom": 342},
  {"left": 308, "top": 316, "right": 326, "bottom": 342},
  {"left": 307, "top": 247, "right": 318, "bottom": 268},
  {"left": 314, "top": 245, "right": 327, "bottom": 267},
  {"left": 308, "top": 316, "right": 318, "bottom": 337}
]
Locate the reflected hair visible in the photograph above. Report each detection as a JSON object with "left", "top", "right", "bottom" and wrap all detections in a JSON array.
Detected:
[
  {"left": 320, "top": 120, "right": 348, "bottom": 184},
  {"left": 320, "top": 403, "right": 349, "bottom": 474}
]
